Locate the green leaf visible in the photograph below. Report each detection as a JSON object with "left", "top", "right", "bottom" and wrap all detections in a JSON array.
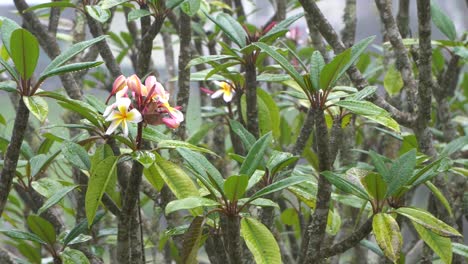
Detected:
[
  {"left": 143, "top": 163, "right": 165, "bottom": 191},
  {"left": 253, "top": 42, "right": 306, "bottom": 90},
  {"left": 142, "top": 126, "right": 170, "bottom": 142},
  {"left": 338, "top": 36, "right": 375, "bottom": 79},
  {"left": 157, "top": 140, "right": 216, "bottom": 156},
  {"left": 430, "top": 1, "right": 457, "bottom": 40},
  {"left": 396, "top": 207, "right": 461, "bottom": 237},
  {"left": 204, "top": 11, "right": 247, "bottom": 48},
  {"left": 453, "top": 242, "right": 468, "bottom": 258},
  {"left": 372, "top": 213, "right": 402, "bottom": 263},
  {"left": 39, "top": 61, "right": 103, "bottom": 81},
  {"left": 0, "top": 229, "right": 47, "bottom": 244},
  {"left": 383, "top": 65, "right": 404, "bottom": 96},
  {"left": 23, "top": 96, "right": 48, "bottom": 122},
  {"left": 362, "top": 172, "right": 387, "bottom": 201},
  {"left": 100, "top": 0, "right": 129, "bottom": 9},
  {"left": 85, "top": 155, "right": 118, "bottom": 227},
  {"left": 224, "top": 175, "right": 249, "bottom": 201},
  {"left": 369, "top": 150, "right": 390, "bottom": 182},
  {"left": 239, "top": 197, "right": 279, "bottom": 208},
  {"left": 24, "top": 1, "right": 77, "bottom": 13},
  {"left": 27, "top": 215, "right": 56, "bottom": 245},
  {"left": 10, "top": 28, "right": 39, "bottom": 80},
  {"left": 441, "top": 136, "right": 468, "bottom": 156},
  {"left": 249, "top": 176, "right": 309, "bottom": 202},
  {"left": 258, "top": 12, "right": 304, "bottom": 43},
  {"left": 177, "top": 148, "right": 224, "bottom": 194},
  {"left": 38, "top": 185, "right": 78, "bottom": 215},
  {"left": 386, "top": 149, "right": 416, "bottom": 197},
  {"left": 257, "top": 89, "right": 280, "bottom": 140},
  {"left": 0, "top": 80, "right": 18, "bottom": 93},
  {"left": 62, "top": 211, "right": 105, "bottom": 246},
  {"left": 239, "top": 132, "right": 271, "bottom": 177},
  {"left": 85, "top": 5, "right": 111, "bottom": 23},
  {"left": 181, "top": 0, "right": 201, "bottom": 16},
  {"left": 0, "top": 57, "right": 19, "bottom": 81},
  {"left": 165, "top": 197, "right": 219, "bottom": 215},
  {"left": 153, "top": 153, "right": 199, "bottom": 199},
  {"left": 62, "top": 141, "right": 91, "bottom": 170},
  {"left": 319, "top": 48, "right": 351, "bottom": 90},
  {"left": 322, "top": 171, "right": 370, "bottom": 200},
  {"left": 334, "top": 100, "right": 400, "bottom": 132},
  {"left": 309, "top": 51, "right": 325, "bottom": 91},
  {"left": 349, "top": 85, "right": 378, "bottom": 100},
  {"left": 181, "top": 216, "right": 204, "bottom": 264},
  {"left": 61, "top": 248, "right": 90, "bottom": 264},
  {"left": 127, "top": 9, "right": 152, "bottom": 21},
  {"left": 40, "top": 36, "right": 106, "bottom": 79},
  {"left": 241, "top": 217, "right": 281, "bottom": 264},
  {"left": 229, "top": 119, "right": 256, "bottom": 151},
  {"left": 266, "top": 151, "right": 298, "bottom": 177},
  {"left": 412, "top": 222, "right": 452, "bottom": 264},
  {"left": 0, "top": 17, "right": 21, "bottom": 55},
  {"left": 425, "top": 181, "right": 453, "bottom": 217},
  {"left": 187, "top": 55, "right": 237, "bottom": 69},
  {"left": 133, "top": 150, "right": 155, "bottom": 169}
]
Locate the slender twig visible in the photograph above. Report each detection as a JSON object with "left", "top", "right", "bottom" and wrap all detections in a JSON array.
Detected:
[
  {"left": 341, "top": 0, "right": 357, "bottom": 47},
  {"left": 397, "top": 0, "right": 410, "bottom": 38},
  {"left": 375, "top": 0, "right": 418, "bottom": 112},
  {"left": 48, "top": 0, "right": 61, "bottom": 36}
]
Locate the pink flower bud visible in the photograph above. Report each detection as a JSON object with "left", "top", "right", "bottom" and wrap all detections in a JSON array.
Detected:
[
  {"left": 162, "top": 117, "right": 180, "bottom": 129},
  {"left": 127, "top": 74, "right": 144, "bottom": 96},
  {"left": 112, "top": 75, "right": 127, "bottom": 94}
]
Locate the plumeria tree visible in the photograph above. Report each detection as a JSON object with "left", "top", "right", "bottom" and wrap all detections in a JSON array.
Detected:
[{"left": 0, "top": 0, "right": 467, "bottom": 263}]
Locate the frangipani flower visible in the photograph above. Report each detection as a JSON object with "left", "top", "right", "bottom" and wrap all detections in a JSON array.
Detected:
[
  {"left": 127, "top": 74, "right": 146, "bottom": 96},
  {"left": 105, "top": 97, "right": 143, "bottom": 136},
  {"left": 211, "top": 81, "right": 235, "bottom": 103}
]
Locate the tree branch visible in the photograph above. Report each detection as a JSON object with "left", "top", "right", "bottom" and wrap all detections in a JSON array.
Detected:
[
  {"left": 375, "top": 0, "right": 418, "bottom": 111},
  {"left": 341, "top": 0, "right": 357, "bottom": 47},
  {"left": 397, "top": 0, "right": 410, "bottom": 38}
]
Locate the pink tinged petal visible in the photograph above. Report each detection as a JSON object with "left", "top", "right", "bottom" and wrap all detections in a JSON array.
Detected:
[
  {"left": 126, "top": 109, "right": 143, "bottom": 123},
  {"left": 112, "top": 75, "right": 127, "bottom": 94},
  {"left": 145, "top": 76, "right": 157, "bottom": 90},
  {"left": 121, "top": 120, "right": 129, "bottom": 137},
  {"left": 211, "top": 89, "right": 224, "bottom": 99},
  {"left": 162, "top": 117, "right": 180, "bottom": 129},
  {"left": 105, "top": 119, "right": 123, "bottom": 135},
  {"left": 127, "top": 74, "right": 143, "bottom": 95},
  {"left": 223, "top": 89, "right": 234, "bottom": 102},
  {"left": 200, "top": 87, "right": 214, "bottom": 95},
  {"left": 169, "top": 108, "right": 184, "bottom": 122},
  {"left": 115, "top": 86, "right": 128, "bottom": 99}
]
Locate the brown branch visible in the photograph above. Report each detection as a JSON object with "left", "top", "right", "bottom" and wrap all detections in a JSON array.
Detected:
[
  {"left": 0, "top": 248, "right": 17, "bottom": 264},
  {"left": 292, "top": 108, "right": 315, "bottom": 156},
  {"left": 303, "top": 109, "right": 332, "bottom": 263},
  {"left": 137, "top": 15, "right": 166, "bottom": 76},
  {"left": 414, "top": 0, "right": 435, "bottom": 155},
  {"left": 175, "top": 12, "right": 192, "bottom": 140},
  {"left": 48, "top": 0, "right": 61, "bottom": 36},
  {"left": 86, "top": 13, "right": 122, "bottom": 79},
  {"left": 318, "top": 217, "right": 373, "bottom": 258},
  {"left": 0, "top": 99, "right": 29, "bottom": 218},
  {"left": 375, "top": 0, "right": 418, "bottom": 111},
  {"left": 397, "top": 0, "right": 410, "bottom": 38},
  {"left": 341, "top": 0, "right": 357, "bottom": 47}
]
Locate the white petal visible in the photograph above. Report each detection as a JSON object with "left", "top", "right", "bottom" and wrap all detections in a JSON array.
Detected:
[
  {"left": 103, "top": 104, "right": 115, "bottom": 117},
  {"left": 105, "top": 111, "right": 121, "bottom": 122},
  {"left": 116, "top": 97, "right": 131, "bottom": 113},
  {"left": 223, "top": 90, "right": 234, "bottom": 102},
  {"left": 121, "top": 120, "right": 129, "bottom": 137},
  {"left": 105, "top": 120, "right": 122, "bottom": 135},
  {"left": 211, "top": 89, "right": 224, "bottom": 99},
  {"left": 127, "top": 109, "right": 143, "bottom": 123}
]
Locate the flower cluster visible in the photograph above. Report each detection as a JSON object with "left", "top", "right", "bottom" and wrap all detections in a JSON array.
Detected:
[{"left": 104, "top": 74, "right": 184, "bottom": 136}]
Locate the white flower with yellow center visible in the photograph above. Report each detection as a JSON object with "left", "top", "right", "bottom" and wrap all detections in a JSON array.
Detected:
[
  {"left": 105, "top": 97, "right": 142, "bottom": 136},
  {"left": 211, "top": 81, "right": 235, "bottom": 103}
]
